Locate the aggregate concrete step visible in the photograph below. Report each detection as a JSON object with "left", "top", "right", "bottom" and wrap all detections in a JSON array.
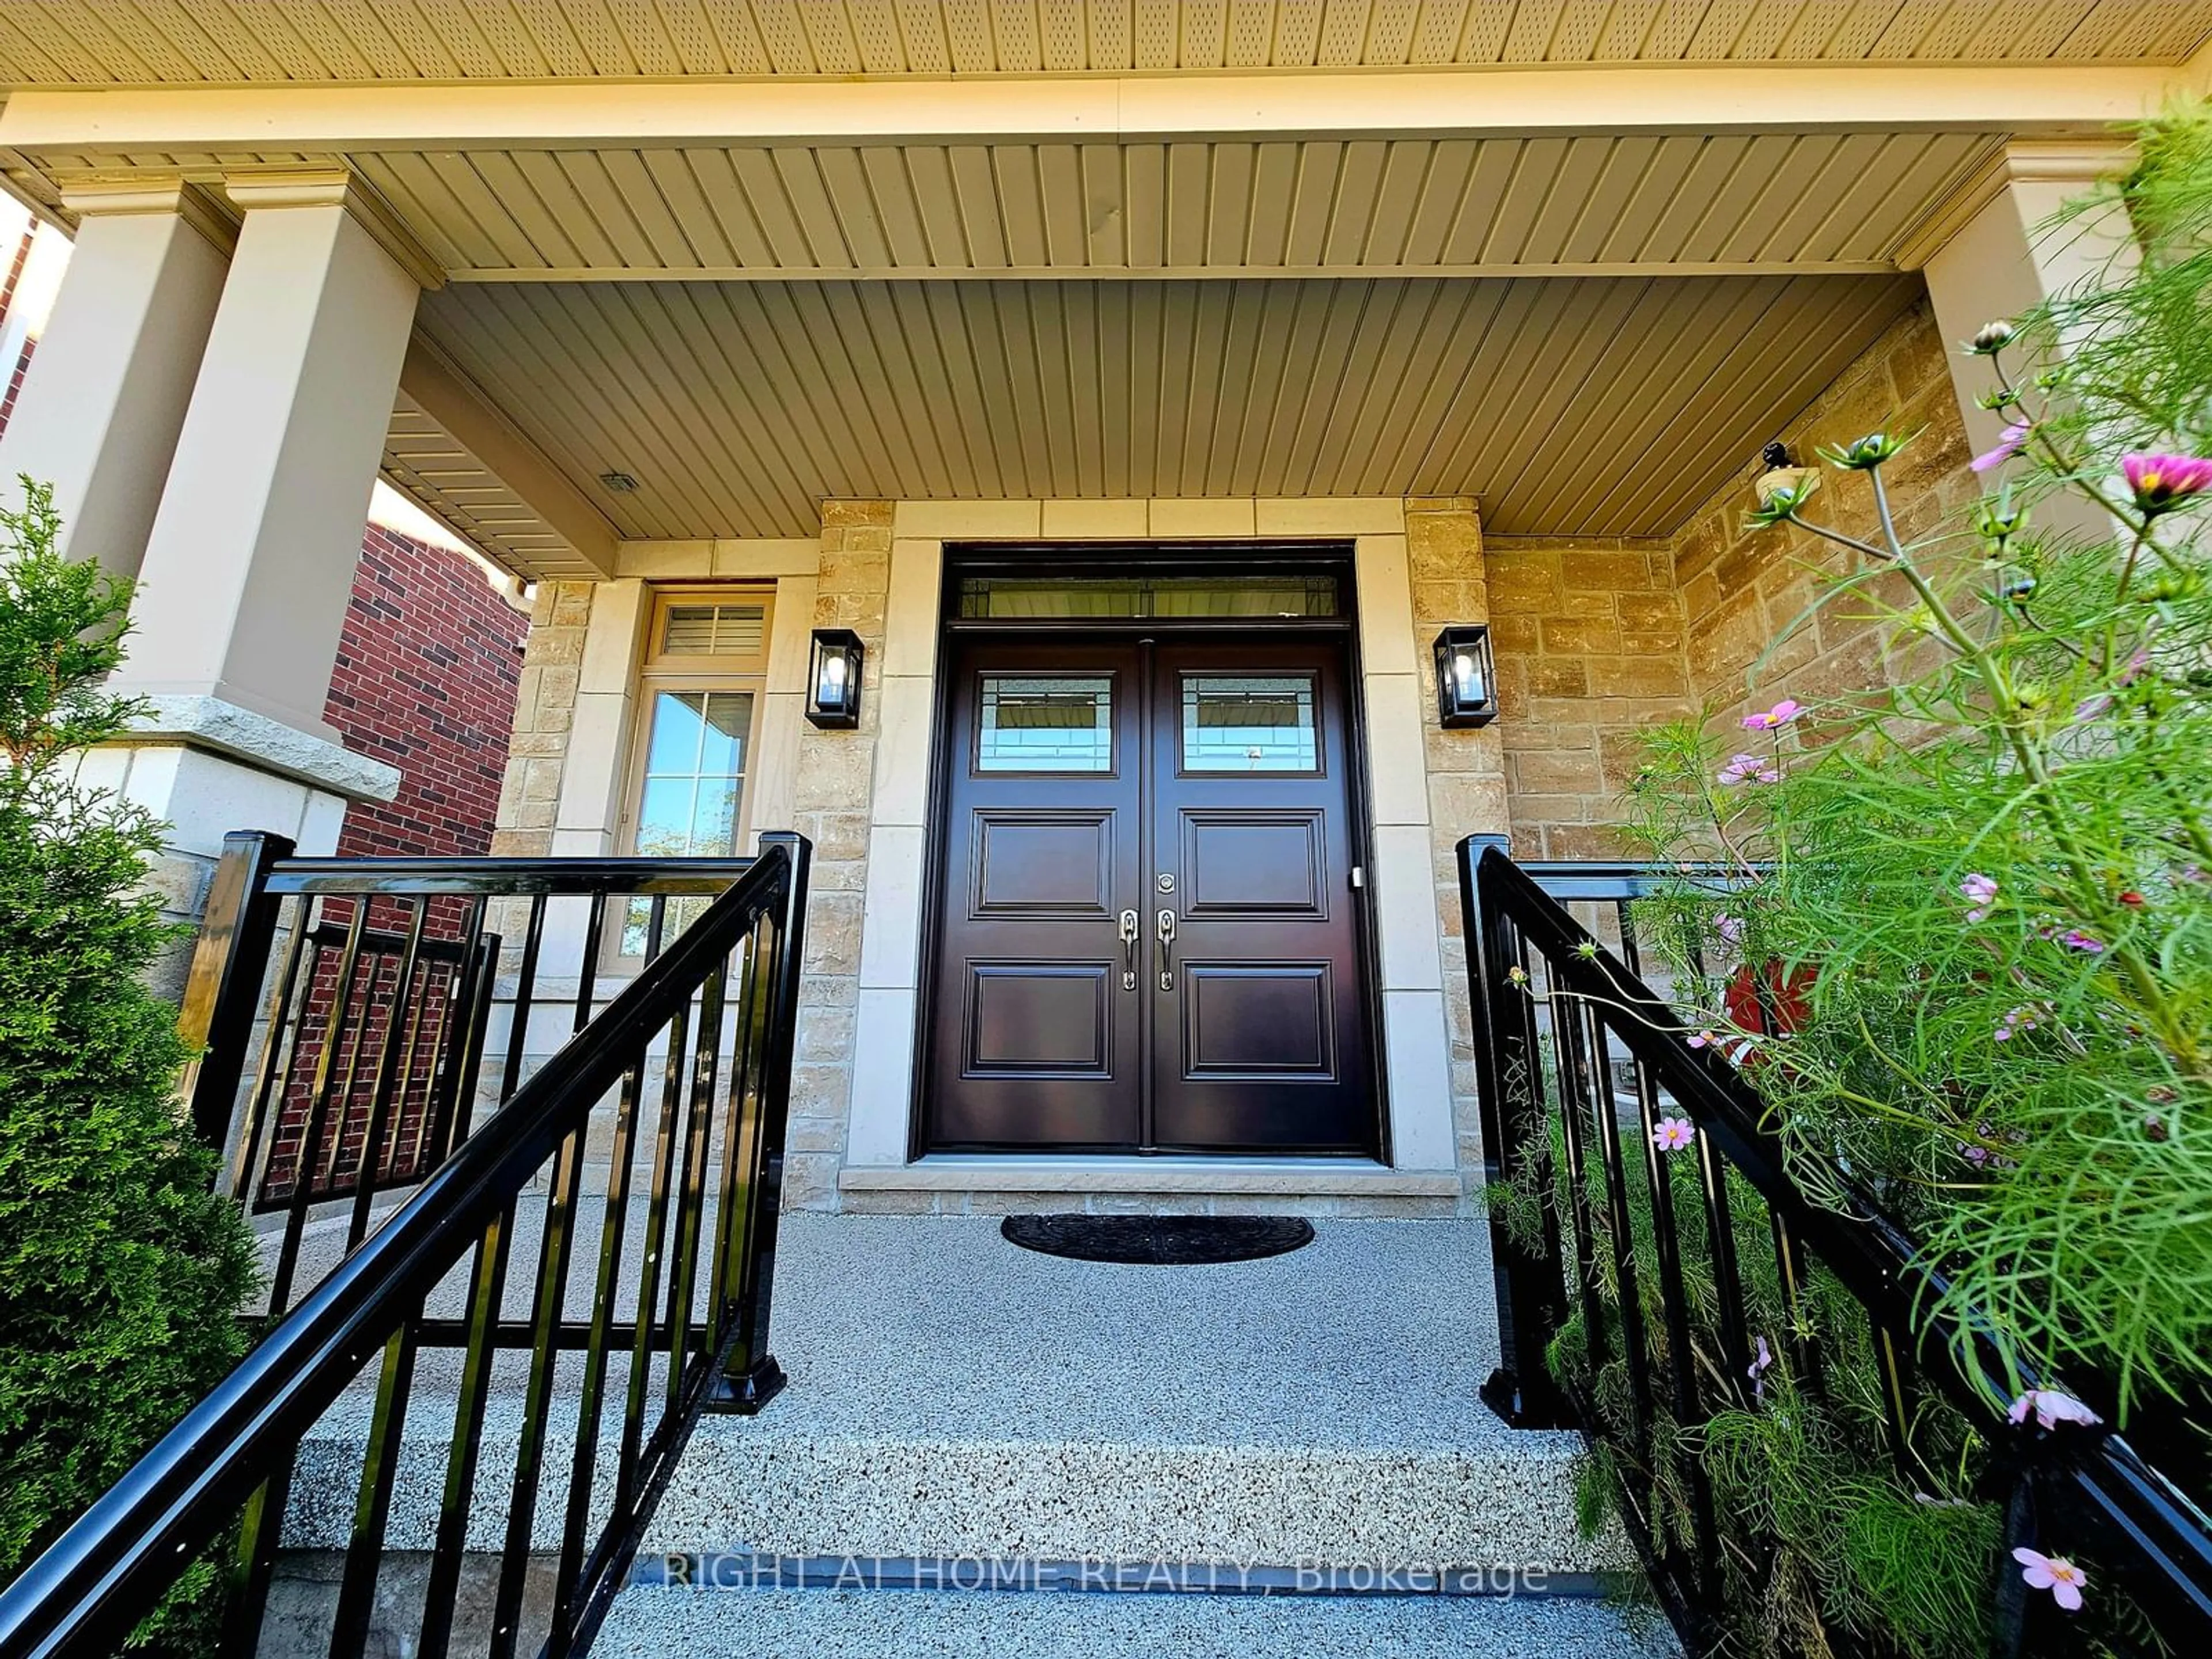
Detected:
[
  {"left": 281, "top": 1214, "right": 1618, "bottom": 1578},
  {"left": 639, "top": 1214, "right": 1616, "bottom": 1575},
  {"left": 594, "top": 1584, "right": 1679, "bottom": 1658}
]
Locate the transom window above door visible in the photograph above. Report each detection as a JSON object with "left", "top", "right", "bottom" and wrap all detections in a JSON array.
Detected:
[{"left": 957, "top": 574, "right": 1340, "bottom": 620}]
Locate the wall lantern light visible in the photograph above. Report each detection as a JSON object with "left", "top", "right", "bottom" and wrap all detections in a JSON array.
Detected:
[
  {"left": 805, "top": 628, "right": 865, "bottom": 729},
  {"left": 1432, "top": 625, "right": 1498, "bottom": 729},
  {"left": 1753, "top": 440, "right": 1819, "bottom": 510}
]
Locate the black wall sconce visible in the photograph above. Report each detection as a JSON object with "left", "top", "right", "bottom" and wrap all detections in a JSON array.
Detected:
[
  {"left": 805, "top": 628, "right": 865, "bottom": 729},
  {"left": 1432, "top": 624, "right": 1498, "bottom": 729}
]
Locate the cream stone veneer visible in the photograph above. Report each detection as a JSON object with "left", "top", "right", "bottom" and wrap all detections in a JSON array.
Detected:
[{"left": 498, "top": 498, "right": 1509, "bottom": 1216}]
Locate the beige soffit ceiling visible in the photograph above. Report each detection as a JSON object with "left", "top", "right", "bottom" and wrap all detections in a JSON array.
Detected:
[
  {"left": 0, "top": 1, "right": 2206, "bottom": 84},
  {"left": 415, "top": 268, "right": 1921, "bottom": 541},
  {"left": 20, "top": 128, "right": 2004, "bottom": 278}
]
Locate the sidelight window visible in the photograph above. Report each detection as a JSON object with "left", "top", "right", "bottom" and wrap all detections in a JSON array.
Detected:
[{"left": 621, "top": 589, "right": 773, "bottom": 955}]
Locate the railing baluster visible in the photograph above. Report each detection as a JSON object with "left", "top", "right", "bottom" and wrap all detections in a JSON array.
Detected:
[
  {"left": 268, "top": 900, "right": 372, "bottom": 1313},
  {"left": 1582, "top": 1006, "right": 1654, "bottom": 1460},
  {"left": 1547, "top": 960, "right": 1609, "bottom": 1381},
  {"left": 618, "top": 913, "right": 689, "bottom": 1513},
  {"left": 229, "top": 895, "right": 316, "bottom": 1207},
  {"left": 547, "top": 1041, "right": 650, "bottom": 1657},
  {"left": 662, "top": 956, "right": 730, "bottom": 1407},
  {"left": 417, "top": 1207, "right": 516, "bottom": 1659},
  {"left": 216, "top": 1465, "right": 292, "bottom": 1659},
  {"left": 327, "top": 1315, "right": 422, "bottom": 1659},
  {"left": 347, "top": 898, "right": 431, "bottom": 1249},
  {"left": 499, "top": 892, "right": 550, "bottom": 1105}
]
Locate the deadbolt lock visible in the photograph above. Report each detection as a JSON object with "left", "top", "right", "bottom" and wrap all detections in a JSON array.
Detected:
[{"left": 1156, "top": 873, "right": 1175, "bottom": 893}]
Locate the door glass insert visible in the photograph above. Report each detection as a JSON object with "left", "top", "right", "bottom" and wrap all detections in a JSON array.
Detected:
[
  {"left": 959, "top": 575, "right": 1339, "bottom": 619},
  {"left": 978, "top": 676, "right": 1113, "bottom": 772},
  {"left": 627, "top": 688, "right": 755, "bottom": 953},
  {"left": 1181, "top": 675, "right": 1319, "bottom": 772}
]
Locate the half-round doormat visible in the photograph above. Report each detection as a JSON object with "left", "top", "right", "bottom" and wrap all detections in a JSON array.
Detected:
[{"left": 1000, "top": 1214, "right": 1315, "bottom": 1265}]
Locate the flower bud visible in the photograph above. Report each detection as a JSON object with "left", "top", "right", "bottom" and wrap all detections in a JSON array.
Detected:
[
  {"left": 1817, "top": 432, "right": 1907, "bottom": 471},
  {"left": 1969, "top": 321, "right": 2016, "bottom": 355}
]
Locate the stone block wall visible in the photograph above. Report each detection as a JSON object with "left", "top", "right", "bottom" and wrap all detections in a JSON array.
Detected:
[
  {"left": 785, "top": 501, "right": 895, "bottom": 1213},
  {"left": 1674, "top": 300, "right": 1975, "bottom": 726},
  {"left": 490, "top": 580, "right": 592, "bottom": 858},
  {"left": 1483, "top": 535, "right": 1694, "bottom": 860}
]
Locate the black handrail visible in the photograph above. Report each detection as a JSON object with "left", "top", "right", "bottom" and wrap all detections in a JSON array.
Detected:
[
  {"left": 0, "top": 832, "right": 811, "bottom": 1659},
  {"left": 1460, "top": 838, "right": 2212, "bottom": 1657}
]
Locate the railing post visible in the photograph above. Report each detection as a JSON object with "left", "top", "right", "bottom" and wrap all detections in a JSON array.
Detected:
[
  {"left": 707, "top": 830, "right": 812, "bottom": 1415},
  {"left": 1458, "top": 834, "right": 1575, "bottom": 1429},
  {"left": 174, "top": 829, "right": 296, "bottom": 1161}
]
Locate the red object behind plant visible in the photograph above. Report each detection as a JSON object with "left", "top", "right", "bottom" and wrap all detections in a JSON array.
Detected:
[{"left": 1725, "top": 959, "right": 1817, "bottom": 1036}]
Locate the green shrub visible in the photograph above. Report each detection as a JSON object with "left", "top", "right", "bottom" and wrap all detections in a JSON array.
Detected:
[{"left": 0, "top": 480, "right": 259, "bottom": 1634}]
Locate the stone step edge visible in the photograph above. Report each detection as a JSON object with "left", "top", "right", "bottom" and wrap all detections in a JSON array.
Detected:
[{"left": 632, "top": 1552, "right": 1637, "bottom": 1603}]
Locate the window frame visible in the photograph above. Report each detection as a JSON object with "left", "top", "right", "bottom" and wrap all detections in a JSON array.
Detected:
[{"left": 613, "top": 586, "right": 777, "bottom": 960}]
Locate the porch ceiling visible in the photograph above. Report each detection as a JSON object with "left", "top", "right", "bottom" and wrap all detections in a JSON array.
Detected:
[
  {"left": 412, "top": 267, "right": 1921, "bottom": 540},
  {"left": 0, "top": 1, "right": 2204, "bottom": 85}
]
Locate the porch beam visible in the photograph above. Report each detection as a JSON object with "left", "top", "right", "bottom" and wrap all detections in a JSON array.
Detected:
[
  {"left": 0, "top": 64, "right": 2184, "bottom": 155},
  {"left": 396, "top": 336, "right": 620, "bottom": 579},
  {"left": 445, "top": 259, "right": 1904, "bottom": 284}
]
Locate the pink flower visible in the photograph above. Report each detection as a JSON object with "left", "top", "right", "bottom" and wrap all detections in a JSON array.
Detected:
[
  {"left": 1651, "top": 1116, "right": 1696, "bottom": 1153},
  {"left": 1971, "top": 420, "right": 2031, "bottom": 474},
  {"left": 2008, "top": 1389, "right": 2103, "bottom": 1432},
  {"left": 2012, "top": 1547, "right": 2089, "bottom": 1612},
  {"left": 1718, "top": 753, "right": 1779, "bottom": 787},
  {"left": 1741, "top": 699, "right": 1803, "bottom": 731},
  {"left": 1960, "top": 873, "right": 1997, "bottom": 922},
  {"left": 1714, "top": 913, "right": 1745, "bottom": 946},
  {"left": 1687, "top": 1029, "right": 1715, "bottom": 1050},
  {"left": 2122, "top": 452, "right": 2212, "bottom": 515},
  {"left": 2061, "top": 929, "right": 2105, "bottom": 955}
]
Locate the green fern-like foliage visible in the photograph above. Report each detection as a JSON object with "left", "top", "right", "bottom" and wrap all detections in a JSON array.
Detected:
[
  {"left": 1576, "top": 98, "right": 2212, "bottom": 1658},
  {"left": 0, "top": 480, "right": 259, "bottom": 1643}
]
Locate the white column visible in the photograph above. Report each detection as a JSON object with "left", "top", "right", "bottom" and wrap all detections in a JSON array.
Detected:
[
  {"left": 85, "top": 176, "right": 427, "bottom": 964},
  {"left": 118, "top": 177, "right": 425, "bottom": 739},
  {"left": 1922, "top": 143, "right": 2138, "bottom": 528},
  {"left": 0, "top": 182, "right": 230, "bottom": 574}
]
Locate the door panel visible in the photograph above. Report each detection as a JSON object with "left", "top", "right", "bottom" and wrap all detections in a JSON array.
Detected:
[
  {"left": 928, "top": 643, "right": 1144, "bottom": 1149},
  {"left": 1148, "top": 641, "right": 1372, "bottom": 1152},
  {"left": 925, "top": 631, "right": 1374, "bottom": 1156}
]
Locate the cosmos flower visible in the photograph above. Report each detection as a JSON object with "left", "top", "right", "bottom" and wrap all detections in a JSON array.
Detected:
[
  {"left": 1741, "top": 699, "right": 1802, "bottom": 731},
  {"left": 1651, "top": 1116, "right": 1696, "bottom": 1153},
  {"left": 1971, "top": 420, "right": 2031, "bottom": 474},
  {"left": 2061, "top": 929, "right": 2105, "bottom": 955},
  {"left": 1960, "top": 873, "right": 1997, "bottom": 923},
  {"left": 2008, "top": 1390, "right": 2103, "bottom": 1433},
  {"left": 2122, "top": 453, "right": 2212, "bottom": 516},
  {"left": 1718, "top": 753, "right": 1779, "bottom": 787},
  {"left": 1748, "top": 1335, "right": 1774, "bottom": 1400},
  {"left": 2012, "top": 1548, "right": 2088, "bottom": 1613}
]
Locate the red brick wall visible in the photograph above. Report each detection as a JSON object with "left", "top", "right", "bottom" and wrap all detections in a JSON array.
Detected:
[{"left": 324, "top": 524, "right": 530, "bottom": 857}]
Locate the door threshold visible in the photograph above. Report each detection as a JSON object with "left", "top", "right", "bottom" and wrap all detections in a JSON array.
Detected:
[{"left": 838, "top": 1156, "right": 1460, "bottom": 1199}]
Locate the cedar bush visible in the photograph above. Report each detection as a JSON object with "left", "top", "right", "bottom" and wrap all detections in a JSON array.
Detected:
[{"left": 0, "top": 479, "right": 258, "bottom": 1634}]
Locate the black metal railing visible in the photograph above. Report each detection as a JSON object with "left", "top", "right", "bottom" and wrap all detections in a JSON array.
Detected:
[
  {"left": 0, "top": 831, "right": 810, "bottom": 1659},
  {"left": 1459, "top": 835, "right": 2212, "bottom": 1657},
  {"left": 175, "top": 832, "right": 773, "bottom": 1322}
]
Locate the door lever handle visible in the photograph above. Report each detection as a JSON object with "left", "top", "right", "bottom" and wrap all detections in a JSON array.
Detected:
[
  {"left": 1156, "top": 908, "right": 1176, "bottom": 992},
  {"left": 1119, "top": 908, "right": 1139, "bottom": 991}
]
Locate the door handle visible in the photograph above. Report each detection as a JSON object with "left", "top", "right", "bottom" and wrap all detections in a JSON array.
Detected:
[
  {"left": 1156, "top": 908, "right": 1176, "bottom": 993},
  {"left": 1118, "top": 908, "right": 1139, "bottom": 991}
]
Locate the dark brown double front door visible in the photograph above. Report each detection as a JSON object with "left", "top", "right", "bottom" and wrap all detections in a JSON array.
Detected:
[{"left": 925, "top": 634, "right": 1374, "bottom": 1154}]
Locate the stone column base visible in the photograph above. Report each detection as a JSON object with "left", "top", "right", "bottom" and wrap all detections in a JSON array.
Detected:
[{"left": 77, "top": 695, "right": 402, "bottom": 998}]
